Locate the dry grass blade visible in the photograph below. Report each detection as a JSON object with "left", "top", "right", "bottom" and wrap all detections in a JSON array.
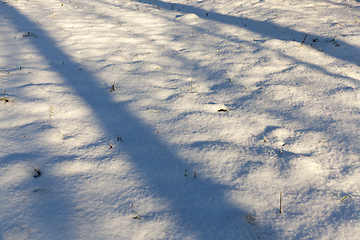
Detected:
[
  {"left": 0, "top": 69, "right": 10, "bottom": 74},
  {"left": 0, "top": 91, "right": 16, "bottom": 104},
  {"left": 340, "top": 194, "right": 353, "bottom": 202}
]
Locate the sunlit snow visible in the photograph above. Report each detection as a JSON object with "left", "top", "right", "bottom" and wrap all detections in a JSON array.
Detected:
[{"left": 1, "top": 0, "right": 360, "bottom": 239}]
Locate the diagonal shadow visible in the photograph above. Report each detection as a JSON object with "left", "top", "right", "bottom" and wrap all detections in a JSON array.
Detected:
[
  {"left": 96, "top": 0, "right": 360, "bottom": 90},
  {"left": 135, "top": 0, "right": 360, "bottom": 67},
  {"left": 1, "top": 2, "right": 269, "bottom": 239},
  {"left": 84, "top": 1, "right": 360, "bottom": 238}
]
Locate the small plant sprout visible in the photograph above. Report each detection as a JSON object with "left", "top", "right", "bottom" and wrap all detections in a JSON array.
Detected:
[
  {"left": 22, "top": 32, "right": 37, "bottom": 38},
  {"left": 1, "top": 91, "right": 15, "bottom": 103},
  {"left": 310, "top": 38, "right": 318, "bottom": 48},
  {"left": 246, "top": 213, "right": 255, "bottom": 222},
  {"left": 50, "top": 107, "right": 54, "bottom": 117},
  {"left": 326, "top": 38, "right": 339, "bottom": 47},
  {"left": 110, "top": 83, "right": 116, "bottom": 92},
  {"left": 0, "top": 97, "right": 10, "bottom": 102},
  {"left": 189, "top": 80, "right": 198, "bottom": 93},
  {"left": 34, "top": 168, "right": 41, "bottom": 178}
]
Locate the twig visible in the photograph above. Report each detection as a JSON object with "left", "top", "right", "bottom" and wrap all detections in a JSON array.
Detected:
[
  {"left": 279, "top": 191, "right": 282, "bottom": 213},
  {"left": 300, "top": 35, "right": 308, "bottom": 47}
]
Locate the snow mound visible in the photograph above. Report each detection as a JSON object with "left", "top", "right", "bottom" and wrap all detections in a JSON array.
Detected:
[{"left": 176, "top": 13, "right": 201, "bottom": 25}]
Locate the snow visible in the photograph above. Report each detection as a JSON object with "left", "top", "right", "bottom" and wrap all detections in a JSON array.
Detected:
[{"left": 1, "top": 0, "right": 360, "bottom": 239}]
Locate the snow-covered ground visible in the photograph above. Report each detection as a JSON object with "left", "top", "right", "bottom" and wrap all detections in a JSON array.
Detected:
[{"left": 1, "top": 0, "right": 360, "bottom": 239}]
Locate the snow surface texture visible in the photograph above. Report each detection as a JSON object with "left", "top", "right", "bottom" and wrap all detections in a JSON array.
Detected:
[{"left": 1, "top": 0, "right": 360, "bottom": 239}]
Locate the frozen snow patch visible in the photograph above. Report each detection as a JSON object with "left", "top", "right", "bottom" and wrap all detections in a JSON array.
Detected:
[
  {"left": 291, "top": 157, "right": 326, "bottom": 183},
  {"left": 176, "top": 13, "right": 201, "bottom": 25}
]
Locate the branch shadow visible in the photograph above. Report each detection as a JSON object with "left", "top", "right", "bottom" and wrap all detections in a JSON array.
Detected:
[
  {"left": 89, "top": 0, "right": 360, "bottom": 238},
  {"left": 96, "top": 0, "right": 360, "bottom": 92},
  {"left": 1, "top": 2, "right": 269, "bottom": 239},
  {"left": 4, "top": 0, "right": 360, "bottom": 238},
  {"left": 136, "top": 0, "right": 360, "bottom": 67}
]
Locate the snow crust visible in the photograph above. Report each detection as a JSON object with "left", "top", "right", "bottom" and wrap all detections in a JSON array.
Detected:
[{"left": 1, "top": 0, "right": 360, "bottom": 239}]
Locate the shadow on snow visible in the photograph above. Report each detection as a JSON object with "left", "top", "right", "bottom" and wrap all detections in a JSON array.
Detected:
[{"left": 1, "top": 2, "right": 266, "bottom": 239}]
